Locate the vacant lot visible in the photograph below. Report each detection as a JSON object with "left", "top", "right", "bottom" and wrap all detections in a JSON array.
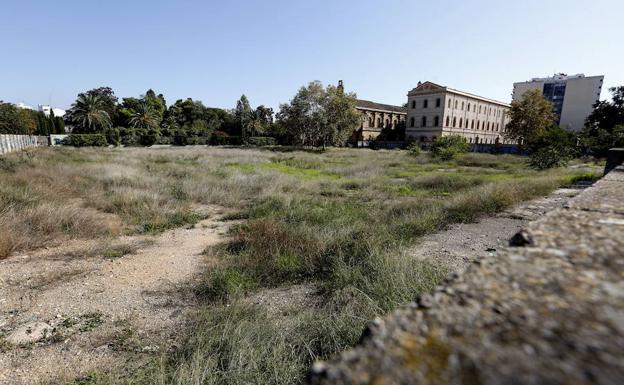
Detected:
[{"left": 0, "top": 146, "right": 601, "bottom": 384}]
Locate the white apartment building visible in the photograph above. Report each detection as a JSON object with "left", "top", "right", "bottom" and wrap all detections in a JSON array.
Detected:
[
  {"left": 406, "top": 81, "right": 511, "bottom": 145},
  {"left": 513, "top": 73, "right": 604, "bottom": 131}
]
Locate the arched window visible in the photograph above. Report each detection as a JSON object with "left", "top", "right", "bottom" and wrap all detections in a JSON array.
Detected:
[
  {"left": 487, "top": 122, "right": 490, "bottom": 131},
  {"left": 423, "top": 99, "right": 428, "bottom": 108},
  {"left": 465, "top": 119, "right": 469, "bottom": 128},
  {"left": 446, "top": 116, "right": 450, "bottom": 126},
  {"left": 477, "top": 120, "right": 480, "bottom": 130},
  {"left": 467, "top": 103, "right": 471, "bottom": 111},
  {"left": 452, "top": 117, "right": 456, "bottom": 127},
  {"left": 410, "top": 117, "right": 415, "bottom": 127},
  {"left": 469, "top": 137, "right": 472, "bottom": 143},
  {"left": 455, "top": 100, "right": 458, "bottom": 109},
  {"left": 461, "top": 101, "right": 464, "bottom": 110},
  {"left": 459, "top": 118, "right": 463, "bottom": 127},
  {"left": 377, "top": 117, "right": 382, "bottom": 127},
  {"left": 368, "top": 116, "right": 373, "bottom": 127},
  {"left": 434, "top": 116, "right": 439, "bottom": 127},
  {"left": 448, "top": 99, "right": 451, "bottom": 108},
  {"left": 436, "top": 98, "right": 441, "bottom": 107},
  {"left": 385, "top": 119, "right": 390, "bottom": 128},
  {"left": 496, "top": 123, "right": 499, "bottom": 131},
  {"left": 421, "top": 116, "right": 427, "bottom": 127},
  {"left": 471, "top": 120, "right": 474, "bottom": 129},
  {"left": 412, "top": 100, "right": 416, "bottom": 109},
  {"left": 479, "top": 106, "right": 482, "bottom": 113}
]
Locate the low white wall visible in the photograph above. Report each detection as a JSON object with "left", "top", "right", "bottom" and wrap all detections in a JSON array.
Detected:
[{"left": 0, "top": 134, "right": 42, "bottom": 155}]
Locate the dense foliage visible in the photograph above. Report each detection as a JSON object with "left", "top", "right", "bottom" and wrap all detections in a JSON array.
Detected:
[
  {"left": 0, "top": 102, "right": 64, "bottom": 135},
  {"left": 505, "top": 89, "right": 556, "bottom": 146},
  {"left": 580, "top": 86, "right": 624, "bottom": 156},
  {"left": 431, "top": 135, "right": 471, "bottom": 160}
]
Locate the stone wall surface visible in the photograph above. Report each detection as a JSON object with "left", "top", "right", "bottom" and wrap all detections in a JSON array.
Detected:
[
  {"left": 0, "top": 134, "right": 42, "bottom": 155},
  {"left": 308, "top": 165, "right": 624, "bottom": 385}
]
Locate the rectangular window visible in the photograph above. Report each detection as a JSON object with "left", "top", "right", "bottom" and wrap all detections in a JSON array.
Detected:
[
  {"left": 412, "top": 100, "right": 416, "bottom": 109},
  {"left": 436, "top": 98, "right": 441, "bottom": 107},
  {"left": 423, "top": 99, "right": 428, "bottom": 108}
]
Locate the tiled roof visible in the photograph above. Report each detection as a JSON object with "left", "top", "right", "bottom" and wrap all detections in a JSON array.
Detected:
[{"left": 356, "top": 99, "right": 407, "bottom": 114}]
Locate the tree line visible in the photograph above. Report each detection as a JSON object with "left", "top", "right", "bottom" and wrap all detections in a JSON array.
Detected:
[
  {"left": 501, "top": 85, "right": 624, "bottom": 168},
  {"left": 0, "top": 102, "right": 64, "bottom": 135},
  {"left": 60, "top": 81, "right": 359, "bottom": 147}
]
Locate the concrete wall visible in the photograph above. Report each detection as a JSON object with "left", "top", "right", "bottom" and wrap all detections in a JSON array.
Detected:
[
  {"left": 309, "top": 162, "right": 624, "bottom": 385},
  {"left": 0, "top": 134, "right": 43, "bottom": 155}
]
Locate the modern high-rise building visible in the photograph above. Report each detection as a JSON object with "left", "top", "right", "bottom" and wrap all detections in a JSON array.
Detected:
[{"left": 512, "top": 73, "right": 604, "bottom": 131}]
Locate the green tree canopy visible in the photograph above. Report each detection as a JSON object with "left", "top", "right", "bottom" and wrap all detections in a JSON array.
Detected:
[
  {"left": 65, "top": 93, "right": 113, "bottom": 133},
  {"left": 277, "top": 81, "right": 359, "bottom": 148},
  {"left": 505, "top": 89, "right": 555, "bottom": 145}
]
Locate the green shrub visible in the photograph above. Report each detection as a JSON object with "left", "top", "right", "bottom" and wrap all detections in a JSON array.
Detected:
[
  {"left": 104, "top": 127, "right": 121, "bottom": 146},
  {"left": 62, "top": 134, "right": 108, "bottom": 147},
  {"left": 406, "top": 142, "right": 421, "bottom": 156},
  {"left": 247, "top": 136, "right": 277, "bottom": 146},
  {"left": 431, "top": 135, "right": 470, "bottom": 160},
  {"left": 528, "top": 126, "right": 578, "bottom": 170},
  {"left": 137, "top": 128, "right": 158, "bottom": 147}
]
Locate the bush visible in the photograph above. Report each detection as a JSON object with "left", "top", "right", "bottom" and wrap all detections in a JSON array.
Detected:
[
  {"left": 247, "top": 136, "right": 277, "bottom": 146},
  {"left": 431, "top": 135, "right": 470, "bottom": 160},
  {"left": 104, "top": 127, "right": 121, "bottom": 146},
  {"left": 138, "top": 128, "right": 158, "bottom": 147},
  {"left": 406, "top": 142, "right": 421, "bottom": 156},
  {"left": 527, "top": 126, "right": 578, "bottom": 170},
  {"left": 62, "top": 134, "right": 108, "bottom": 147}
]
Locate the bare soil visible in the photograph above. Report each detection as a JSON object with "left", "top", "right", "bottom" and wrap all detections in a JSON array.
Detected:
[
  {"left": 0, "top": 205, "right": 233, "bottom": 385},
  {"left": 410, "top": 187, "right": 582, "bottom": 273}
]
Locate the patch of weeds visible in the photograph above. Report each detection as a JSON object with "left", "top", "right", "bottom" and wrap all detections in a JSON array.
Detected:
[
  {"left": 79, "top": 312, "right": 104, "bottom": 332},
  {"left": 109, "top": 323, "right": 143, "bottom": 353},
  {"left": 141, "top": 211, "right": 206, "bottom": 233},
  {"left": 568, "top": 171, "right": 601, "bottom": 184},
  {"left": 0, "top": 334, "right": 13, "bottom": 353}
]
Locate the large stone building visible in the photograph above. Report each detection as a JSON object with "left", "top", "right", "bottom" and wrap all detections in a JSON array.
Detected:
[
  {"left": 352, "top": 99, "right": 407, "bottom": 144},
  {"left": 405, "top": 81, "right": 511, "bottom": 145},
  {"left": 513, "top": 73, "right": 604, "bottom": 131}
]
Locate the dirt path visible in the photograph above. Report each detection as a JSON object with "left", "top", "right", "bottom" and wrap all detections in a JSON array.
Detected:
[
  {"left": 0, "top": 206, "right": 232, "bottom": 385},
  {"left": 410, "top": 187, "right": 583, "bottom": 273}
]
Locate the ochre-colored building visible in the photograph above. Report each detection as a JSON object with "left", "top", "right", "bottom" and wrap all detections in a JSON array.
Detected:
[
  {"left": 352, "top": 99, "right": 407, "bottom": 143},
  {"left": 405, "top": 81, "right": 512, "bottom": 145}
]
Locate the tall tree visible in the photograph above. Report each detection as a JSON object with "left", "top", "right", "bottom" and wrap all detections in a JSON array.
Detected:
[
  {"left": 277, "top": 81, "right": 359, "bottom": 148},
  {"left": 581, "top": 86, "right": 624, "bottom": 155},
  {"left": 65, "top": 93, "right": 112, "bottom": 133},
  {"left": 505, "top": 89, "right": 555, "bottom": 146},
  {"left": 128, "top": 101, "right": 159, "bottom": 129},
  {"left": 235, "top": 95, "right": 253, "bottom": 141}
]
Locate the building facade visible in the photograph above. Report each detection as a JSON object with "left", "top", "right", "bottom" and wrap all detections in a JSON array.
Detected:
[
  {"left": 513, "top": 73, "right": 603, "bottom": 131},
  {"left": 353, "top": 99, "right": 407, "bottom": 143},
  {"left": 405, "top": 81, "right": 511, "bottom": 145}
]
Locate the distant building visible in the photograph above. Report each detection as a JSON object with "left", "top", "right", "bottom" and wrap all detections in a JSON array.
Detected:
[
  {"left": 38, "top": 105, "right": 66, "bottom": 118},
  {"left": 513, "top": 73, "right": 604, "bottom": 131},
  {"left": 406, "top": 81, "right": 511, "bottom": 145},
  {"left": 353, "top": 99, "right": 407, "bottom": 144},
  {"left": 338, "top": 81, "right": 407, "bottom": 146}
]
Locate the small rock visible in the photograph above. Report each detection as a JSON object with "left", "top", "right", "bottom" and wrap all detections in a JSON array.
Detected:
[{"left": 6, "top": 321, "right": 53, "bottom": 345}]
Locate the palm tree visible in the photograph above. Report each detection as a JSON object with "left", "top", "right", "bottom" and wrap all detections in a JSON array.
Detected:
[
  {"left": 128, "top": 101, "right": 159, "bottom": 129},
  {"left": 68, "top": 94, "right": 112, "bottom": 133}
]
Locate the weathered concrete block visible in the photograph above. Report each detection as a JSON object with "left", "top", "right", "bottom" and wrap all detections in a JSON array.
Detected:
[{"left": 605, "top": 148, "right": 624, "bottom": 175}]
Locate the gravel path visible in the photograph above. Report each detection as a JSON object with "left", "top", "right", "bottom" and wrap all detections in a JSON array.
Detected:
[
  {"left": 0, "top": 206, "right": 232, "bottom": 385},
  {"left": 409, "top": 187, "right": 582, "bottom": 273}
]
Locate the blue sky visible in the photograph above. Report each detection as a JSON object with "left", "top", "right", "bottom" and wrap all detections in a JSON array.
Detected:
[{"left": 1, "top": 0, "right": 622, "bottom": 111}]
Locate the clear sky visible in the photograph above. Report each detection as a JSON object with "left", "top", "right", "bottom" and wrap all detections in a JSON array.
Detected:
[{"left": 1, "top": 0, "right": 622, "bottom": 111}]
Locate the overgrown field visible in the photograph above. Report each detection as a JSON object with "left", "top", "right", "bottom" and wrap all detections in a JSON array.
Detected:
[{"left": 0, "top": 146, "right": 602, "bottom": 385}]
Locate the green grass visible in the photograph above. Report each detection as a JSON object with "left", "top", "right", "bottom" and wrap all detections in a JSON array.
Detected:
[{"left": 1, "top": 147, "right": 604, "bottom": 385}]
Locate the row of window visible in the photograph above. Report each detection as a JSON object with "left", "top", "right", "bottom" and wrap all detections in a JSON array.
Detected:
[
  {"left": 410, "top": 97, "right": 505, "bottom": 118},
  {"left": 408, "top": 115, "right": 504, "bottom": 131},
  {"left": 365, "top": 116, "right": 404, "bottom": 129}
]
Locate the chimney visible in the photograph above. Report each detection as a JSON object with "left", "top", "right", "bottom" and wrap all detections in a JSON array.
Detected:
[{"left": 338, "top": 80, "right": 344, "bottom": 94}]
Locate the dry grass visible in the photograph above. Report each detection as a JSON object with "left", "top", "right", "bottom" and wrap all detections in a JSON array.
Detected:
[{"left": 1, "top": 146, "right": 603, "bottom": 385}]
